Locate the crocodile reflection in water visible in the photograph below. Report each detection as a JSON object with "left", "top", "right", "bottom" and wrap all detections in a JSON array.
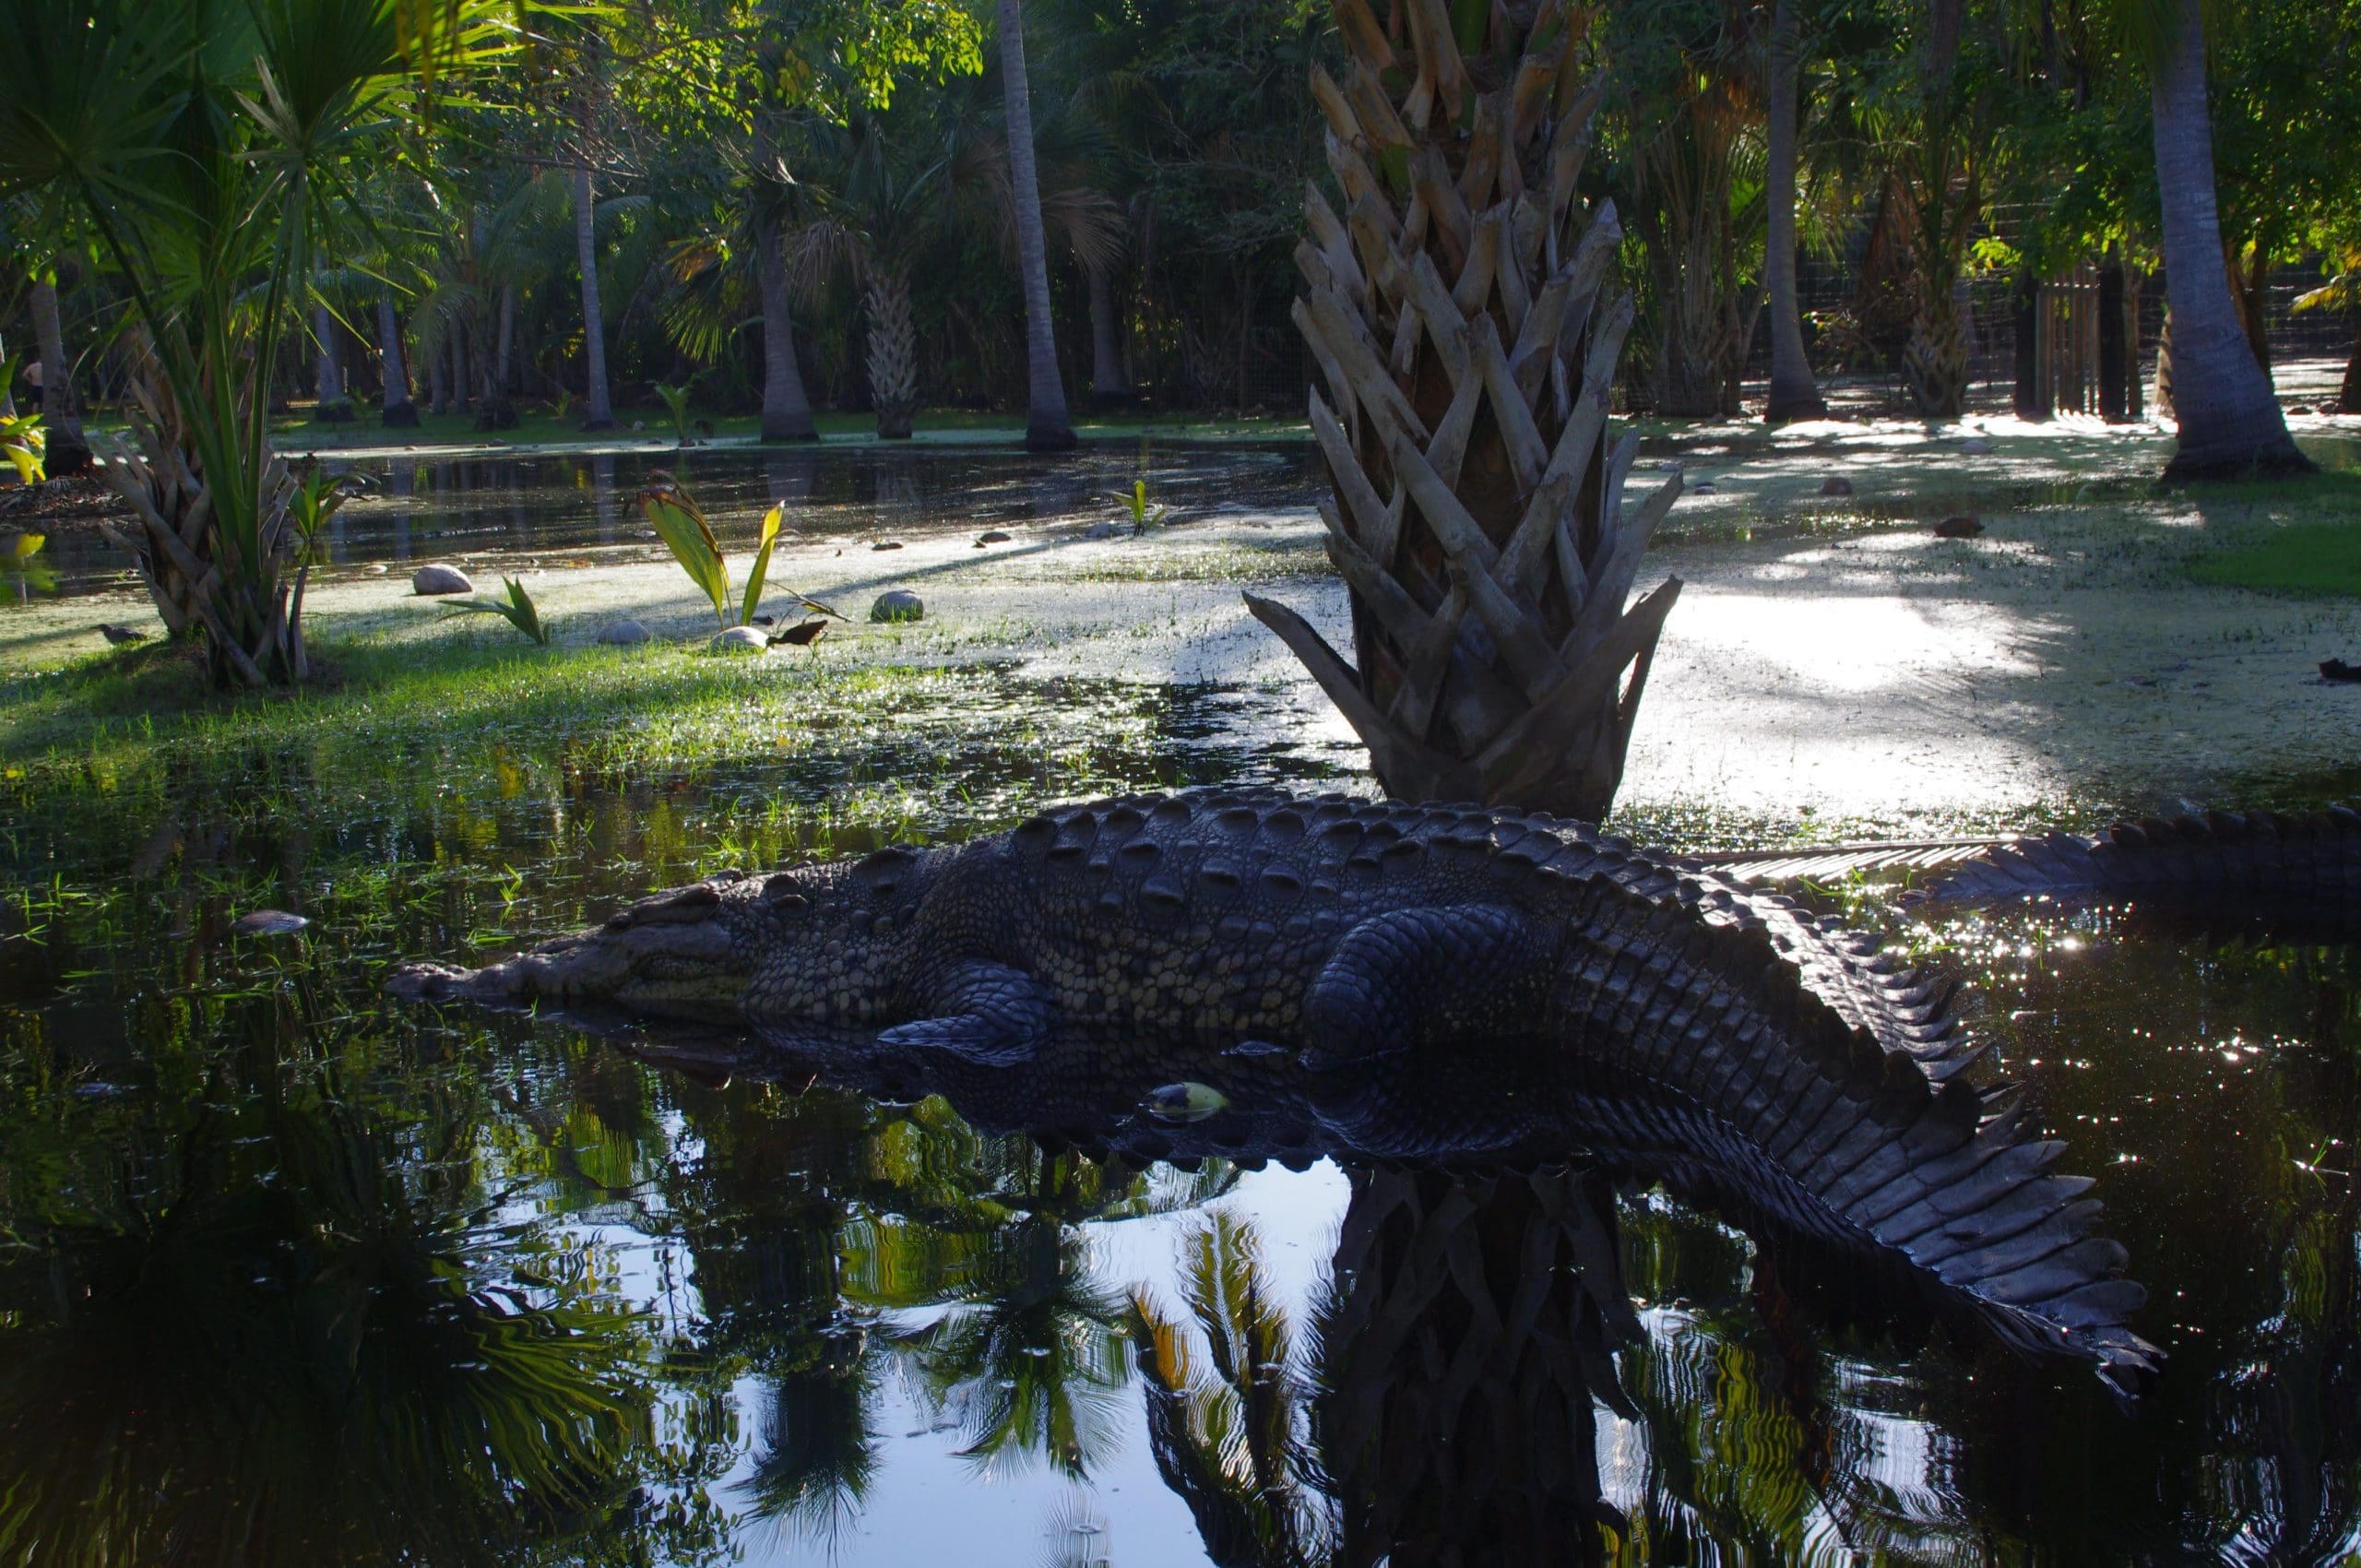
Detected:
[{"left": 632, "top": 1017, "right": 2015, "bottom": 1566}]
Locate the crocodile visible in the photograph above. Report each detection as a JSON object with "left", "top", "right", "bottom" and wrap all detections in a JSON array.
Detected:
[
  {"left": 391, "top": 787, "right": 2158, "bottom": 1395},
  {"left": 1915, "top": 803, "right": 2361, "bottom": 916}
]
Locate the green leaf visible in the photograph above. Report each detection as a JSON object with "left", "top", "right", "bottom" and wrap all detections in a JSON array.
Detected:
[
  {"left": 1451, "top": 0, "right": 1488, "bottom": 55},
  {"left": 741, "top": 503, "right": 784, "bottom": 627},
  {"left": 636, "top": 483, "right": 731, "bottom": 628}
]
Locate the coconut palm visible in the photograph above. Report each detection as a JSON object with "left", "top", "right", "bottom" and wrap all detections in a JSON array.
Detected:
[
  {"left": 0, "top": 0, "right": 515, "bottom": 684},
  {"left": 2143, "top": 0, "right": 2310, "bottom": 477},
  {"left": 997, "top": 0, "right": 1077, "bottom": 451},
  {"left": 1252, "top": 0, "right": 1683, "bottom": 820}
]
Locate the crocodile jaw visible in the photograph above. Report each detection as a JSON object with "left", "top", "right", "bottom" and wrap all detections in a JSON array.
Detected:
[{"left": 387, "top": 915, "right": 745, "bottom": 1017}]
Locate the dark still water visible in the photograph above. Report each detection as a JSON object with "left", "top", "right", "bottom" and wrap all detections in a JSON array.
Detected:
[
  {"left": 30, "top": 439, "right": 1324, "bottom": 598},
  {"left": 3, "top": 670, "right": 2358, "bottom": 1564}
]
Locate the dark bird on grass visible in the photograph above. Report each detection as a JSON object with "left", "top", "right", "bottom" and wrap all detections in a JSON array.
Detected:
[
  {"left": 768, "top": 617, "right": 831, "bottom": 648},
  {"left": 97, "top": 623, "right": 149, "bottom": 646},
  {"left": 2321, "top": 659, "right": 2361, "bottom": 683}
]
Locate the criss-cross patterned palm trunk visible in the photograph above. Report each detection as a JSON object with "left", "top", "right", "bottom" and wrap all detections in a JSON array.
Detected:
[
  {"left": 864, "top": 272, "right": 919, "bottom": 440},
  {"left": 1319, "top": 1167, "right": 1635, "bottom": 1565},
  {"left": 1250, "top": 0, "right": 1681, "bottom": 821}
]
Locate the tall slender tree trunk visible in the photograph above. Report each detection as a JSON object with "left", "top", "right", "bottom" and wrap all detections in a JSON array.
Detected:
[
  {"left": 2011, "top": 269, "right": 2046, "bottom": 420},
  {"left": 1086, "top": 260, "right": 1132, "bottom": 404},
  {"left": 2340, "top": 314, "right": 2361, "bottom": 415},
  {"left": 997, "top": 0, "right": 1076, "bottom": 451},
  {"left": 378, "top": 296, "right": 419, "bottom": 427},
  {"left": 2097, "top": 255, "right": 2130, "bottom": 422},
  {"left": 572, "top": 161, "right": 617, "bottom": 430},
  {"left": 1762, "top": 0, "right": 1825, "bottom": 423},
  {"left": 449, "top": 323, "right": 470, "bottom": 415},
  {"left": 755, "top": 218, "right": 819, "bottom": 442},
  {"left": 313, "top": 303, "right": 345, "bottom": 410},
  {"left": 2148, "top": 0, "right": 2308, "bottom": 477},
  {"left": 495, "top": 283, "right": 516, "bottom": 394},
  {"left": 30, "top": 276, "right": 89, "bottom": 471}
]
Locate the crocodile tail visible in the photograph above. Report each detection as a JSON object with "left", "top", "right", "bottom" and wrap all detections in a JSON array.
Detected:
[
  {"left": 1557, "top": 883, "right": 2158, "bottom": 1399},
  {"left": 1911, "top": 805, "right": 2361, "bottom": 907},
  {"left": 1504, "top": 815, "right": 1984, "bottom": 1083}
]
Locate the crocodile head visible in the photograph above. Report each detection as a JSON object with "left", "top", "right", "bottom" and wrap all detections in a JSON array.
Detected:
[{"left": 387, "top": 851, "right": 925, "bottom": 1026}]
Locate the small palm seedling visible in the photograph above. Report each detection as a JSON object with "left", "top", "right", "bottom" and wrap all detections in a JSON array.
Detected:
[
  {"left": 549, "top": 386, "right": 577, "bottom": 423},
  {"left": 637, "top": 475, "right": 840, "bottom": 633},
  {"left": 441, "top": 576, "right": 550, "bottom": 645},
  {"left": 1113, "top": 477, "right": 1169, "bottom": 536},
  {"left": 4, "top": 532, "right": 56, "bottom": 603},
  {"left": 652, "top": 381, "right": 699, "bottom": 447}
]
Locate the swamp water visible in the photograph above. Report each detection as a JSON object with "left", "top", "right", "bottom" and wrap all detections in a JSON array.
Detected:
[{"left": 4, "top": 442, "right": 2360, "bottom": 1564}]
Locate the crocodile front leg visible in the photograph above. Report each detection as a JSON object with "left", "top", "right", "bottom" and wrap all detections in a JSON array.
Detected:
[
  {"left": 877, "top": 957, "right": 1060, "bottom": 1064},
  {"left": 1298, "top": 904, "right": 1558, "bottom": 1071}
]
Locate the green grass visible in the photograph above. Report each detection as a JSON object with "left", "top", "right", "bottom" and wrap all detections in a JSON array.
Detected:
[
  {"left": 2189, "top": 521, "right": 2361, "bottom": 596},
  {"left": 2184, "top": 470, "right": 2361, "bottom": 596}
]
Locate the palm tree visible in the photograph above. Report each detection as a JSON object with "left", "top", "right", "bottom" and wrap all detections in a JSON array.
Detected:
[
  {"left": 0, "top": 0, "right": 514, "bottom": 684},
  {"left": 1762, "top": 0, "right": 1827, "bottom": 423},
  {"left": 1252, "top": 0, "right": 1683, "bottom": 820},
  {"left": 376, "top": 295, "right": 419, "bottom": 425},
  {"left": 27, "top": 267, "right": 89, "bottom": 469},
  {"left": 2145, "top": 0, "right": 2310, "bottom": 477},
  {"left": 996, "top": 0, "right": 1077, "bottom": 451},
  {"left": 751, "top": 123, "right": 822, "bottom": 443}
]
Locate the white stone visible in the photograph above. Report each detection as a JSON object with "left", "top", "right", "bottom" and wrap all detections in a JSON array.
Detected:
[{"left": 410, "top": 564, "right": 473, "bottom": 595}]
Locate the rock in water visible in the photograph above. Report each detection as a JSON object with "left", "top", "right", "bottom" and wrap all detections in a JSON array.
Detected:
[
  {"left": 1934, "top": 515, "right": 1984, "bottom": 539},
  {"left": 709, "top": 625, "right": 770, "bottom": 653},
  {"left": 870, "top": 589, "right": 923, "bottom": 624},
  {"left": 232, "top": 909, "right": 309, "bottom": 936},
  {"left": 1820, "top": 475, "right": 1855, "bottom": 497},
  {"left": 596, "top": 619, "right": 651, "bottom": 647},
  {"left": 411, "top": 564, "right": 474, "bottom": 596}
]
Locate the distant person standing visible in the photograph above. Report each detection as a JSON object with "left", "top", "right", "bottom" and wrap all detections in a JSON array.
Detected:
[{"left": 22, "top": 359, "right": 41, "bottom": 412}]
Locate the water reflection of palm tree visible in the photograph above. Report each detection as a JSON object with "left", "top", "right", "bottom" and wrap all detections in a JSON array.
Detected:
[
  {"left": 1133, "top": 1168, "right": 1637, "bottom": 1568},
  {"left": 884, "top": 1146, "right": 1195, "bottom": 1478},
  {"left": 1316, "top": 1167, "right": 1636, "bottom": 1568},
  {"left": 1132, "top": 1213, "right": 1333, "bottom": 1567},
  {"left": 0, "top": 1058, "right": 703, "bottom": 1566}
]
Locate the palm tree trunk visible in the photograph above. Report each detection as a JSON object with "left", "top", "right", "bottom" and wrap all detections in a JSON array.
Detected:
[
  {"left": 449, "top": 320, "right": 470, "bottom": 415},
  {"left": 572, "top": 161, "right": 617, "bottom": 430},
  {"left": 997, "top": 0, "right": 1076, "bottom": 452},
  {"left": 755, "top": 218, "right": 819, "bottom": 442},
  {"left": 1086, "top": 260, "right": 1132, "bottom": 403},
  {"left": 378, "top": 296, "right": 418, "bottom": 426},
  {"left": 30, "top": 276, "right": 89, "bottom": 471},
  {"left": 1251, "top": 0, "right": 1682, "bottom": 820},
  {"left": 1762, "top": 0, "right": 1825, "bottom": 423},
  {"left": 2341, "top": 314, "right": 2361, "bottom": 415},
  {"left": 2148, "top": 0, "right": 2308, "bottom": 478},
  {"left": 495, "top": 282, "right": 516, "bottom": 394},
  {"left": 312, "top": 303, "right": 344, "bottom": 410},
  {"left": 865, "top": 272, "right": 919, "bottom": 439}
]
